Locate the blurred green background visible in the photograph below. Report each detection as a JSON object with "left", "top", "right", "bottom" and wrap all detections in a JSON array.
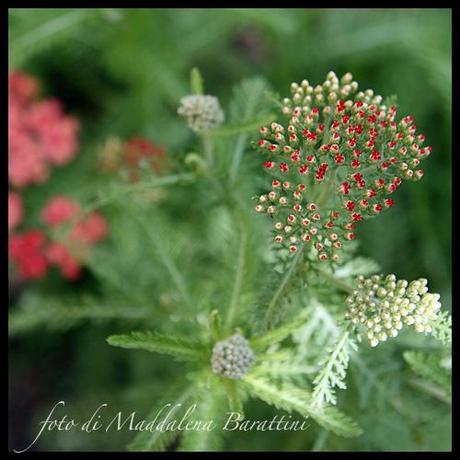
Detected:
[{"left": 9, "top": 8, "right": 451, "bottom": 451}]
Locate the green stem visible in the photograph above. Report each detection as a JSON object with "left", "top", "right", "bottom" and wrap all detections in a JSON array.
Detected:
[
  {"left": 315, "top": 267, "right": 354, "bottom": 294},
  {"left": 261, "top": 245, "right": 305, "bottom": 331},
  {"left": 224, "top": 224, "right": 248, "bottom": 332},
  {"left": 202, "top": 132, "right": 214, "bottom": 166},
  {"left": 229, "top": 133, "right": 248, "bottom": 185},
  {"left": 312, "top": 429, "right": 329, "bottom": 452},
  {"left": 82, "top": 172, "right": 196, "bottom": 216},
  {"left": 129, "top": 211, "right": 194, "bottom": 309},
  {"left": 315, "top": 169, "right": 337, "bottom": 207}
]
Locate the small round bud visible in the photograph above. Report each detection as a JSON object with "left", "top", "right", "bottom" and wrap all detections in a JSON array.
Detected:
[
  {"left": 178, "top": 95, "right": 224, "bottom": 133},
  {"left": 211, "top": 334, "right": 255, "bottom": 379}
]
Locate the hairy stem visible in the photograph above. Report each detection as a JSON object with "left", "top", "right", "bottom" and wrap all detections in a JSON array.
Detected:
[
  {"left": 224, "top": 225, "right": 248, "bottom": 332},
  {"left": 261, "top": 244, "right": 305, "bottom": 331},
  {"left": 315, "top": 267, "right": 354, "bottom": 294},
  {"left": 316, "top": 169, "right": 337, "bottom": 207},
  {"left": 229, "top": 133, "right": 248, "bottom": 185},
  {"left": 202, "top": 132, "right": 214, "bottom": 166},
  {"left": 82, "top": 172, "right": 196, "bottom": 216}
]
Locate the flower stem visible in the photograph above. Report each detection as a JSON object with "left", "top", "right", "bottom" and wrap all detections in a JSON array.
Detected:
[
  {"left": 261, "top": 244, "right": 305, "bottom": 331},
  {"left": 224, "top": 225, "right": 248, "bottom": 333},
  {"left": 314, "top": 267, "right": 354, "bottom": 294},
  {"left": 202, "top": 132, "right": 214, "bottom": 166},
  {"left": 82, "top": 172, "right": 196, "bottom": 216}
]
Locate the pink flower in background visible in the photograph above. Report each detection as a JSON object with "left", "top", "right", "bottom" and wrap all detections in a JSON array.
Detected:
[
  {"left": 8, "top": 71, "right": 80, "bottom": 188},
  {"left": 71, "top": 213, "right": 108, "bottom": 244},
  {"left": 41, "top": 195, "right": 109, "bottom": 280},
  {"left": 41, "top": 195, "right": 108, "bottom": 243},
  {"left": 8, "top": 73, "right": 107, "bottom": 283},
  {"left": 8, "top": 71, "right": 40, "bottom": 106},
  {"left": 41, "top": 195, "right": 81, "bottom": 227},
  {"left": 8, "top": 192, "right": 23, "bottom": 232},
  {"left": 98, "top": 136, "right": 172, "bottom": 182},
  {"left": 9, "top": 230, "right": 49, "bottom": 280},
  {"left": 9, "top": 195, "right": 109, "bottom": 282},
  {"left": 45, "top": 242, "right": 82, "bottom": 281}
]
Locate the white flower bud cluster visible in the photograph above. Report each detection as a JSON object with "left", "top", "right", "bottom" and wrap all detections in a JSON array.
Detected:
[
  {"left": 282, "top": 71, "right": 372, "bottom": 117},
  {"left": 344, "top": 274, "right": 441, "bottom": 347},
  {"left": 178, "top": 95, "right": 224, "bottom": 133},
  {"left": 211, "top": 334, "right": 255, "bottom": 379},
  {"left": 281, "top": 71, "right": 390, "bottom": 126}
]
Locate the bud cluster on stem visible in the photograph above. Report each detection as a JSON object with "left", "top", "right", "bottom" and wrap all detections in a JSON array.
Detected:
[
  {"left": 255, "top": 72, "right": 431, "bottom": 262},
  {"left": 344, "top": 274, "right": 441, "bottom": 347}
]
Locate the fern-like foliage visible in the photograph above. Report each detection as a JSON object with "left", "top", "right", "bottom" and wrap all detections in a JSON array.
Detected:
[
  {"left": 429, "top": 311, "right": 452, "bottom": 345},
  {"left": 404, "top": 351, "right": 451, "bottom": 398},
  {"left": 243, "top": 374, "right": 362, "bottom": 438},
  {"left": 107, "top": 331, "right": 209, "bottom": 362},
  {"left": 251, "top": 314, "right": 308, "bottom": 351},
  {"left": 127, "top": 381, "right": 197, "bottom": 452},
  {"left": 312, "top": 331, "right": 357, "bottom": 406},
  {"left": 9, "top": 293, "right": 151, "bottom": 335},
  {"left": 178, "top": 378, "right": 228, "bottom": 451}
]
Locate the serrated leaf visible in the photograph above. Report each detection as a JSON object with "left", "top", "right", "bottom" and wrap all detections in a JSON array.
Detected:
[
  {"left": 9, "top": 293, "right": 151, "bottom": 335},
  {"left": 128, "top": 382, "right": 196, "bottom": 451},
  {"left": 243, "top": 375, "right": 362, "bottom": 438},
  {"left": 251, "top": 315, "right": 307, "bottom": 351},
  {"left": 429, "top": 311, "right": 452, "bottom": 345},
  {"left": 312, "top": 331, "right": 356, "bottom": 406},
  {"left": 404, "top": 351, "right": 451, "bottom": 397},
  {"left": 178, "top": 380, "right": 227, "bottom": 451},
  {"left": 107, "top": 331, "right": 208, "bottom": 362}
]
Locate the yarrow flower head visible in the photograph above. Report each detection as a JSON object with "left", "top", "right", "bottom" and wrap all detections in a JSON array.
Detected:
[
  {"left": 255, "top": 71, "right": 431, "bottom": 262},
  {"left": 178, "top": 94, "right": 224, "bottom": 133},
  {"left": 211, "top": 333, "right": 255, "bottom": 379},
  {"left": 41, "top": 196, "right": 108, "bottom": 246},
  {"left": 344, "top": 274, "right": 441, "bottom": 347},
  {"left": 98, "top": 136, "right": 171, "bottom": 181},
  {"left": 9, "top": 230, "right": 49, "bottom": 280},
  {"left": 8, "top": 71, "right": 80, "bottom": 188},
  {"left": 9, "top": 196, "right": 109, "bottom": 281}
]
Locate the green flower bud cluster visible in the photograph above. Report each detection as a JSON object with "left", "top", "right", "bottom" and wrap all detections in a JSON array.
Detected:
[
  {"left": 211, "top": 333, "right": 255, "bottom": 379},
  {"left": 344, "top": 274, "right": 441, "bottom": 347},
  {"left": 178, "top": 94, "right": 224, "bottom": 133}
]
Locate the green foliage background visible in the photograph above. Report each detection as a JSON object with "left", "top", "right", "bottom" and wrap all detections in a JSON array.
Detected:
[{"left": 8, "top": 8, "right": 451, "bottom": 452}]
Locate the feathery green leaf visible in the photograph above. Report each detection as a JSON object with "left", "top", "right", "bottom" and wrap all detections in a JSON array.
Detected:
[
  {"left": 312, "top": 331, "right": 357, "bottom": 406},
  {"left": 107, "top": 331, "right": 208, "bottom": 362},
  {"left": 243, "top": 375, "right": 362, "bottom": 438},
  {"left": 404, "top": 351, "right": 451, "bottom": 397}
]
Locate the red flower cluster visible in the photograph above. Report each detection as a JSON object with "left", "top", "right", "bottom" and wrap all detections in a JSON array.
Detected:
[
  {"left": 8, "top": 71, "right": 80, "bottom": 188},
  {"left": 98, "top": 136, "right": 171, "bottom": 181},
  {"left": 9, "top": 230, "right": 49, "bottom": 279},
  {"left": 9, "top": 196, "right": 108, "bottom": 281},
  {"left": 255, "top": 72, "right": 432, "bottom": 262}
]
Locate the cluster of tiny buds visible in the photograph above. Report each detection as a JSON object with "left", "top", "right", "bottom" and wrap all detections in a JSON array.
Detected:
[
  {"left": 255, "top": 71, "right": 432, "bottom": 261},
  {"left": 211, "top": 334, "right": 255, "bottom": 379},
  {"left": 255, "top": 182, "right": 346, "bottom": 261},
  {"left": 178, "top": 95, "right": 224, "bottom": 133},
  {"left": 344, "top": 274, "right": 442, "bottom": 347},
  {"left": 282, "top": 71, "right": 359, "bottom": 115}
]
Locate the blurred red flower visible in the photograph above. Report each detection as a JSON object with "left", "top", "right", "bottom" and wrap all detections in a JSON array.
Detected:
[
  {"left": 9, "top": 230, "right": 49, "bottom": 280},
  {"left": 98, "top": 136, "right": 171, "bottom": 181},
  {"left": 8, "top": 71, "right": 80, "bottom": 188},
  {"left": 9, "top": 196, "right": 109, "bottom": 281}
]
